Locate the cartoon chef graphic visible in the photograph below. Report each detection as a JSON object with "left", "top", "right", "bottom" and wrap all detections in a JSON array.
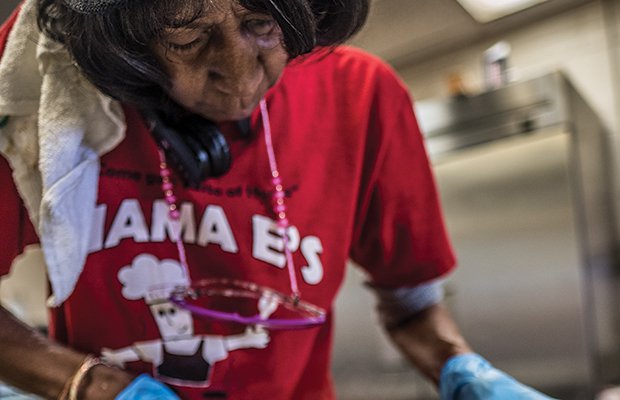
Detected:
[{"left": 102, "top": 253, "right": 272, "bottom": 387}]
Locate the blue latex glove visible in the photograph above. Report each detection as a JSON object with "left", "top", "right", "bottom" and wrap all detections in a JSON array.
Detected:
[
  {"left": 440, "top": 353, "right": 557, "bottom": 400},
  {"left": 116, "top": 374, "right": 180, "bottom": 400}
]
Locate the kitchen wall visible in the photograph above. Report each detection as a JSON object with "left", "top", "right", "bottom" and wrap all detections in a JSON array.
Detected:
[
  {"left": 390, "top": 0, "right": 620, "bottom": 239},
  {"left": 0, "top": 1, "right": 20, "bottom": 24}
]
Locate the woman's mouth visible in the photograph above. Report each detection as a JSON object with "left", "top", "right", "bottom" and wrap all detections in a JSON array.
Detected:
[{"left": 196, "top": 95, "right": 261, "bottom": 121}]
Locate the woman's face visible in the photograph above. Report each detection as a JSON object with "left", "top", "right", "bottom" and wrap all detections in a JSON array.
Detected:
[{"left": 153, "top": 0, "right": 289, "bottom": 122}]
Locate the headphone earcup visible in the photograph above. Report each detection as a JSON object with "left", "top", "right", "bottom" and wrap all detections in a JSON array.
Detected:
[
  {"left": 186, "top": 122, "right": 231, "bottom": 178},
  {"left": 146, "top": 110, "right": 232, "bottom": 188}
]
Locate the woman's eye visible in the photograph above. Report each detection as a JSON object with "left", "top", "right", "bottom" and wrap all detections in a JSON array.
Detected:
[
  {"left": 167, "top": 38, "right": 201, "bottom": 53},
  {"left": 245, "top": 18, "right": 276, "bottom": 36}
]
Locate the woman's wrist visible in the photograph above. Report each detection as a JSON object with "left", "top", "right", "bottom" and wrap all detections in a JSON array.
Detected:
[
  {"left": 386, "top": 304, "right": 472, "bottom": 384},
  {"left": 75, "top": 362, "right": 134, "bottom": 400}
]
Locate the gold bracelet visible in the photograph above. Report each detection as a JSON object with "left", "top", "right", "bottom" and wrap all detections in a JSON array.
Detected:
[
  {"left": 57, "top": 376, "right": 72, "bottom": 400},
  {"left": 65, "top": 355, "right": 103, "bottom": 400}
]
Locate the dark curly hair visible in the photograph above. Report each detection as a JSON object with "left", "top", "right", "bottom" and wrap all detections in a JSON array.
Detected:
[{"left": 37, "top": 0, "right": 370, "bottom": 116}]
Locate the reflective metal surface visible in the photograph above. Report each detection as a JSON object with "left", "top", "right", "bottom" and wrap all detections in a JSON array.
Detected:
[{"left": 418, "top": 71, "right": 619, "bottom": 397}]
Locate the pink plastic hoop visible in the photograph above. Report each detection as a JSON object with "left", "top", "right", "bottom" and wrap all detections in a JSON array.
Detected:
[{"left": 169, "top": 279, "right": 326, "bottom": 330}]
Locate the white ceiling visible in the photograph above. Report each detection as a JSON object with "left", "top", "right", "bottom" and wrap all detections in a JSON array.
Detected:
[
  {"left": 352, "top": 0, "right": 596, "bottom": 68},
  {"left": 0, "top": 0, "right": 596, "bottom": 69}
]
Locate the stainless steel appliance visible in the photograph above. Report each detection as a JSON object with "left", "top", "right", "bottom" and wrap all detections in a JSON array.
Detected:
[{"left": 333, "top": 72, "right": 619, "bottom": 399}]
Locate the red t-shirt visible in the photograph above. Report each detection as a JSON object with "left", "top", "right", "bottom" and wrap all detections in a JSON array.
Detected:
[{"left": 0, "top": 8, "right": 455, "bottom": 399}]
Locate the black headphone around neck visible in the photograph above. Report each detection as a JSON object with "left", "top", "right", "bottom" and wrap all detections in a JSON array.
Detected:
[{"left": 144, "top": 110, "right": 247, "bottom": 188}]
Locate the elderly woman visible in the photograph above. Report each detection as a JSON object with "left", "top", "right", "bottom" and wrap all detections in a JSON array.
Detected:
[{"left": 0, "top": 0, "right": 554, "bottom": 399}]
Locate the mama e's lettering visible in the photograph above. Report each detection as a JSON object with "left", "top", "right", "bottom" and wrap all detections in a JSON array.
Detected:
[{"left": 88, "top": 199, "right": 324, "bottom": 285}]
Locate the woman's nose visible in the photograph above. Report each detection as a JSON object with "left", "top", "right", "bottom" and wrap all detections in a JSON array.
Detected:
[
  {"left": 205, "top": 29, "right": 263, "bottom": 97},
  {"left": 207, "top": 67, "right": 262, "bottom": 97}
]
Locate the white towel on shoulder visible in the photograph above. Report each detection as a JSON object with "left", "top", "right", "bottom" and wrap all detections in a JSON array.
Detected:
[{"left": 0, "top": 0, "right": 126, "bottom": 306}]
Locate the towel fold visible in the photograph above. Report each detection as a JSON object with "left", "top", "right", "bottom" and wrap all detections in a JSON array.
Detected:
[{"left": 0, "top": 0, "right": 126, "bottom": 306}]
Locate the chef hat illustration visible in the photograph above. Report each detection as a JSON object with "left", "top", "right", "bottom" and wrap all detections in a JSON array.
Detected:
[{"left": 118, "top": 253, "right": 189, "bottom": 304}]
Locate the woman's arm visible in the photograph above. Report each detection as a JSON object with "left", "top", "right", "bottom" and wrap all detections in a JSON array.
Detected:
[
  {"left": 385, "top": 303, "right": 471, "bottom": 385},
  {"left": 387, "top": 303, "right": 556, "bottom": 400},
  {"left": 0, "top": 304, "right": 133, "bottom": 399}
]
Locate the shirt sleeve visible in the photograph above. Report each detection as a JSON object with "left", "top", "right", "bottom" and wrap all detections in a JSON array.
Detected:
[
  {"left": 0, "top": 155, "right": 39, "bottom": 277},
  {"left": 349, "top": 73, "right": 456, "bottom": 288}
]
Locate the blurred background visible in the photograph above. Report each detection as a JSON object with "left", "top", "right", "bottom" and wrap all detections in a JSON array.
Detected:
[
  {"left": 333, "top": 1, "right": 620, "bottom": 399},
  {"left": 1, "top": 0, "right": 619, "bottom": 399}
]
